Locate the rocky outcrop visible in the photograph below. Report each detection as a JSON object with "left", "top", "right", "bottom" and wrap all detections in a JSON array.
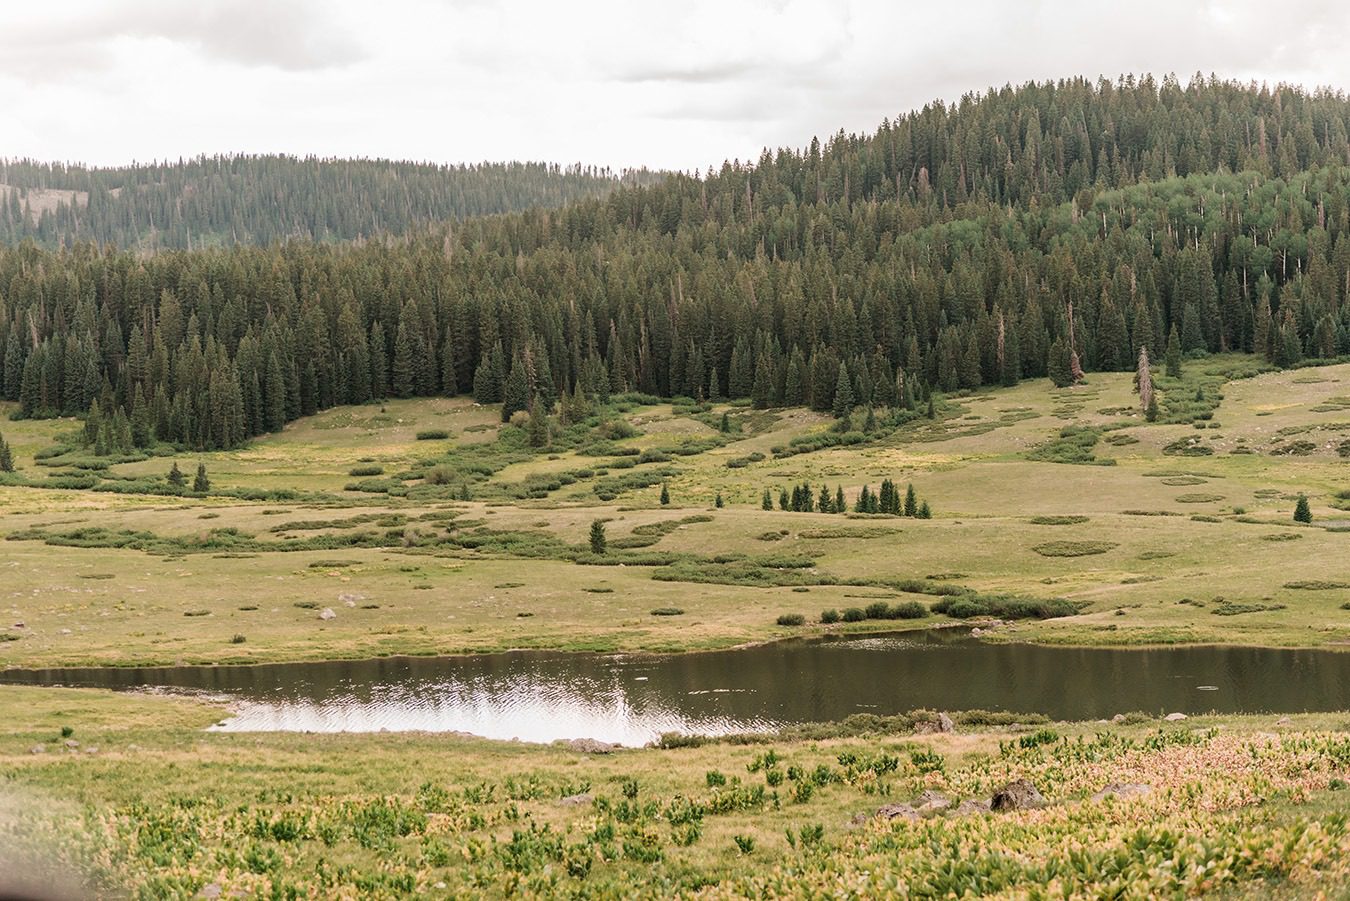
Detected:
[{"left": 990, "top": 779, "right": 1046, "bottom": 811}]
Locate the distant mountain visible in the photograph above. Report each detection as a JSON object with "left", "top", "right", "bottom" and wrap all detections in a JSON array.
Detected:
[{"left": 0, "top": 155, "right": 664, "bottom": 249}]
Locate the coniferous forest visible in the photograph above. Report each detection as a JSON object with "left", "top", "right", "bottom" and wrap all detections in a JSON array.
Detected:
[
  {"left": 4, "top": 75, "right": 1350, "bottom": 452},
  {"left": 0, "top": 156, "right": 660, "bottom": 249}
]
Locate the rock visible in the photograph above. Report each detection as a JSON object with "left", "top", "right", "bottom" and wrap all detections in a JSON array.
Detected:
[
  {"left": 564, "top": 738, "right": 614, "bottom": 754},
  {"left": 318, "top": 608, "right": 337, "bottom": 621},
  {"left": 1276, "top": 716, "right": 1292, "bottom": 726},
  {"left": 948, "top": 798, "right": 991, "bottom": 817},
  {"left": 12, "top": 621, "right": 23, "bottom": 629},
  {"left": 1091, "top": 782, "right": 1152, "bottom": 801},
  {"left": 199, "top": 883, "right": 222, "bottom": 899},
  {"left": 28, "top": 744, "right": 45, "bottom": 755},
  {"left": 1110, "top": 714, "right": 1126, "bottom": 723},
  {"left": 874, "top": 803, "right": 920, "bottom": 821},
  {"left": 913, "top": 713, "right": 954, "bottom": 735},
  {"left": 913, "top": 790, "right": 952, "bottom": 815},
  {"left": 990, "top": 779, "right": 1045, "bottom": 812},
  {"left": 1163, "top": 712, "right": 1188, "bottom": 722},
  {"left": 338, "top": 592, "right": 365, "bottom": 603},
  {"left": 63, "top": 739, "right": 80, "bottom": 749},
  {"left": 558, "top": 793, "right": 593, "bottom": 806},
  {"left": 84, "top": 747, "right": 99, "bottom": 754}
]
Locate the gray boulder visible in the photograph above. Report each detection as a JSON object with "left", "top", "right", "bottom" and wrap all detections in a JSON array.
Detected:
[
  {"left": 1163, "top": 712, "right": 1188, "bottom": 721},
  {"left": 874, "top": 803, "right": 920, "bottom": 821},
  {"left": 990, "top": 778, "right": 1045, "bottom": 811},
  {"left": 948, "top": 798, "right": 991, "bottom": 816},
  {"left": 564, "top": 738, "right": 614, "bottom": 754},
  {"left": 318, "top": 608, "right": 337, "bottom": 621}
]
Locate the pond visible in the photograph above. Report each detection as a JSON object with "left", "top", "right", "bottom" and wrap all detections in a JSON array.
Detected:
[{"left": 3, "top": 630, "right": 1349, "bottom": 745}]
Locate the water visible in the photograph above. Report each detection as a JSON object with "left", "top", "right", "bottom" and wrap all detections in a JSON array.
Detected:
[{"left": 3, "top": 630, "right": 1349, "bottom": 746}]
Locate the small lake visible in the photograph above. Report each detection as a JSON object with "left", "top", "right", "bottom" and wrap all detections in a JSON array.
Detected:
[{"left": 4, "top": 630, "right": 1349, "bottom": 745}]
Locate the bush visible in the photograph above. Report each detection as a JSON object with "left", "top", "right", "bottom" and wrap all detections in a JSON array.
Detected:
[
  {"left": 348, "top": 464, "right": 385, "bottom": 476},
  {"left": 650, "top": 607, "right": 684, "bottom": 616},
  {"left": 776, "top": 613, "right": 806, "bottom": 626},
  {"left": 841, "top": 607, "right": 866, "bottom": 622},
  {"left": 415, "top": 430, "right": 449, "bottom": 440},
  {"left": 820, "top": 609, "right": 840, "bottom": 624}
]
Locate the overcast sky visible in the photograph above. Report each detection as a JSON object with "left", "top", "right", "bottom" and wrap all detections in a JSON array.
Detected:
[{"left": 3, "top": 0, "right": 1349, "bottom": 173}]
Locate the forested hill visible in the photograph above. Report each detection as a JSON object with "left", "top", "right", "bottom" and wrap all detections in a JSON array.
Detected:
[
  {"left": 4, "top": 75, "right": 1350, "bottom": 454},
  {"left": 0, "top": 156, "right": 663, "bottom": 249}
]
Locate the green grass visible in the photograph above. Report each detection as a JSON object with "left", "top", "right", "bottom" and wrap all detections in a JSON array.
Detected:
[
  {"left": 1, "top": 357, "right": 1349, "bottom": 670},
  {"left": 3, "top": 687, "right": 1350, "bottom": 897}
]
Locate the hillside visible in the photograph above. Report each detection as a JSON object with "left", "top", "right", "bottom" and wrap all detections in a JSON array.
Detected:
[
  {"left": 3, "top": 76, "right": 1350, "bottom": 461},
  {"left": 0, "top": 155, "right": 663, "bottom": 249}
]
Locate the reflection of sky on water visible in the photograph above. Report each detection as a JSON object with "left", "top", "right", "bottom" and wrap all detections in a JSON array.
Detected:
[
  {"left": 8, "top": 630, "right": 1350, "bottom": 746},
  {"left": 212, "top": 675, "right": 778, "bottom": 745}
]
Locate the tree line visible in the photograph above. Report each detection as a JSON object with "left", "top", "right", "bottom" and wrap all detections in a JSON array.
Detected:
[
  {"left": 3, "top": 76, "right": 1350, "bottom": 451},
  {"left": 0, "top": 155, "right": 662, "bottom": 249}
]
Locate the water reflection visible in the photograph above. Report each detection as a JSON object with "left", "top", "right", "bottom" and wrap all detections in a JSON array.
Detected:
[{"left": 3, "top": 630, "right": 1349, "bottom": 746}]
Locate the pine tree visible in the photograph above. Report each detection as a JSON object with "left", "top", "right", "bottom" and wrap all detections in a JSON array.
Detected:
[
  {"left": 659, "top": 482, "right": 670, "bottom": 505},
  {"left": 719, "top": 412, "right": 730, "bottom": 433},
  {"left": 834, "top": 486, "right": 845, "bottom": 513},
  {"left": 501, "top": 356, "right": 529, "bottom": 422},
  {"left": 817, "top": 484, "right": 832, "bottom": 513},
  {"left": 193, "top": 462, "right": 210, "bottom": 493},
  {"left": 904, "top": 483, "right": 918, "bottom": 517},
  {"left": 589, "top": 519, "right": 607, "bottom": 554},
  {"left": 832, "top": 362, "right": 854, "bottom": 419},
  {"left": 715, "top": 491, "right": 724, "bottom": 508},
  {"left": 1293, "top": 495, "right": 1312, "bottom": 523},
  {"left": 1165, "top": 325, "right": 1183, "bottom": 379},
  {"left": 130, "top": 386, "right": 152, "bottom": 448},
  {"left": 526, "top": 399, "right": 550, "bottom": 447},
  {"left": 863, "top": 405, "right": 876, "bottom": 433},
  {"left": 0, "top": 433, "right": 13, "bottom": 473},
  {"left": 762, "top": 488, "right": 773, "bottom": 511},
  {"left": 778, "top": 488, "right": 790, "bottom": 511},
  {"left": 1047, "top": 337, "right": 1074, "bottom": 387},
  {"left": 917, "top": 500, "right": 932, "bottom": 519},
  {"left": 167, "top": 462, "right": 186, "bottom": 490},
  {"left": 1145, "top": 392, "right": 1159, "bottom": 422}
]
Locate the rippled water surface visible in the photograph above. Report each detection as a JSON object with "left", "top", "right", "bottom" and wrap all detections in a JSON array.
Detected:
[{"left": 4, "top": 630, "right": 1350, "bottom": 745}]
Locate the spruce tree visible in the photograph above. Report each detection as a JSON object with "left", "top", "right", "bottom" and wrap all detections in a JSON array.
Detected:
[
  {"left": 659, "top": 482, "right": 670, "bottom": 505},
  {"left": 1165, "top": 325, "right": 1183, "bottom": 379},
  {"left": 817, "top": 484, "right": 832, "bottom": 513},
  {"left": 501, "top": 356, "right": 529, "bottom": 422},
  {"left": 720, "top": 412, "right": 730, "bottom": 433},
  {"left": 0, "top": 433, "right": 13, "bottom": 473},
  {"left": 904, "top": 483, "right": 918, "bottom": 517},
  {"left": 589, "top": 519, "right": 607, "bottom": 554},
  {"left": 778, "top": 488, "right": 789, "bottom": 511},
  {"left": 715, "top": 492, "right": 724, "bottom": 508},
  {"left": 1047, "top": 337, "right": 1074, "bottom": 387},
  {"left": 762, "top": 488, "right": 773, "bottom": 511},
  {"left": 832, "top": 362, "right": 854, "bottom": 419},
  {"left": 193, "top": 462, "right": 210, "bottom": 493},
  {"left": 1293, "top": 495, "right": 1312, "bottom": 523},
  {"left": 918, "top": 500, "right": 932, "bottom": 519},
  {"left": 527, "top": 400, "right": 550, "bottom": 447},
  {"left": 167, "top": 462, "right": 186, "bottom": 490}
]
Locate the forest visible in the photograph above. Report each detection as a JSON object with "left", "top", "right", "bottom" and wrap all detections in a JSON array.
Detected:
[
  {"left": 3, "top": 74, "right": 1350, "bottom": 451},
  {"left": 0, "top": 155, "right": 659, "bottom": 249}
]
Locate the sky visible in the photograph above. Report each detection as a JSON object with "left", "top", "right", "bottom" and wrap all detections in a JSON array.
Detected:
[{"left": 3, "top": 0, "right": 1350, "bottom": 174}]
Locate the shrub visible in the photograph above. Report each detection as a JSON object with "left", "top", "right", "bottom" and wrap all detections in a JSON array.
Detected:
[
  {"left": 349, "top": 465, "right": 384, "bottom": 476},
  {"left": 776, "top": 613, "right": 806, "bottom": 626},
  {"left": 415, "top": 429, "right": 450, "bottom": 440},
  {"left": 841, "top": 607, "right": 866, "bottom": 622},
  {"left": 820, "top": 609, "right": 840, "bottom": 624},
  {"left": 650, "top": 607, "right": 684, "bottom": 616},
  {"left": 1032, "top": 540, "right": 1117, "bottom": 557},
  {"left": 230, "top": 634, "right": 246, "bottom": 644}
]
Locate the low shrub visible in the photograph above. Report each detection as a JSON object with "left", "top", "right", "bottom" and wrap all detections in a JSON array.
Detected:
[
  {"left": 650, "top": 607, "right": 684, "bottom": 616},
  {"left": 820, "top": 609, "right": 840, "bottom": 624},
  {"left": 415, "top": 430, "right": 449, "bottom": 440},
  {"left": 775, "top": 613, "right": 806, "bottom": 626}
]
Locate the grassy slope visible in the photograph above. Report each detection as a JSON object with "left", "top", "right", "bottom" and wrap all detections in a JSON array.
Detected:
[{"left": 0, "top": 355, "right": 1347, "bottom": 668}]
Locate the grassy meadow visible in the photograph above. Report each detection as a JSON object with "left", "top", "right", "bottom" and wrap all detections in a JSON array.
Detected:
[{"left": 3, "top": 353, "right": 1350, "bottom": 896}]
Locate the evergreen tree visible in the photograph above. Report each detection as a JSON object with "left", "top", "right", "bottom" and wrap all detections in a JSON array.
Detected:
[
  {"left": 659, "top": 482, "right": 670, "bottom": 505},
  {"left": 1164, "top": 325, "right": 1183, "bottom": 379},
  {"left": 501, "top": 356, "right": 530, "bottom": 422},
  {"left": 193, "top": 462, "right": 210, "bottom": 493},
  {"left": 832, "top": 362, "right": 854, "bottom": 419},
  {"left": 762, "top": 488, "right": 773, "bottom": 510},
  {"left": 0, "top": 433, "right": 13, "bottom": 473},
  {"left": 167, "top": 462, "right": 186, "bottom": 490},
  {"left": 817, "top": 484, "right": 832, "bottom": 513},
  {"left": 918, "top": 500, "right": 932, "bottom": 519},
  {"left": 834, "top": 486, "right": 845, "bottom": 513},
  {"left": 1047, "top": 336, "right": 1074, "bottom": 387},
  {"left": 904, "top": 483, "right": 918, "bottom": 517},
  {"left": 1293, "top": 495, "right": 1312, "bottom": 523},
  {"left": 779, "top": 488, "right": 790, "bottom": 511},
  {"left": 526, "top": 399, "right": 550, "bottom": 447},
  {"left": 715, "top": 491, "right": 724, "bottom": 508},
  {"left": 589, "top": 519, "right": 607, "bottom": 554},
  {"left": 130, "top": 386, "right": 152, "bottom": 448}
]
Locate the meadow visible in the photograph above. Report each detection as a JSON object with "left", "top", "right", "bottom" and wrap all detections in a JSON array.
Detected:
[{"left": 2, "top": 353, "right": 1350, "bottom": 897}]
